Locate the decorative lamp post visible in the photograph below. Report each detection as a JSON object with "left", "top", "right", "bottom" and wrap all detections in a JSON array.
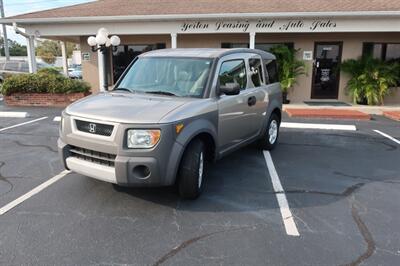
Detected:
[{"left": 87, "top": 28, "right": 121, "bottom": 91}]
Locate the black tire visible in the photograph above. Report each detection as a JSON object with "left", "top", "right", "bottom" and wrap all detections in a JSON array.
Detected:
[
  {"left": 259, "top": 113, "right": 280, "bottom": 151},
  {"left": 177, "top": 139, "right": 206, "bottom": 199}
]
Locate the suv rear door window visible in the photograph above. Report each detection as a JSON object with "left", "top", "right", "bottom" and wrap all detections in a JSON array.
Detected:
[
  {"left": 249, "top": 58, "right": 264, "bottom": 87},
  {"left": 219, "top": 59, "right": 247, "bottom": 90}
]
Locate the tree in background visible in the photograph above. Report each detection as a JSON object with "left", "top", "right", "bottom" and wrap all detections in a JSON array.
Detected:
[
  {"left": 0, "top": 37, "right": 27, "bottom": 56},
  {"left": 36, "top": 40, "right": 76, "bottom": 64}
]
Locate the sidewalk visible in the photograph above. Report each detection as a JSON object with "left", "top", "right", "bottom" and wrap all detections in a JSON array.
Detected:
[{"left": 283, "top": 102, "right": 400, "bottom": 120}]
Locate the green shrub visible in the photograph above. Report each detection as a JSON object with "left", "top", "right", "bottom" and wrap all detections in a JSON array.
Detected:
[
  {"left": 1, "top": 71, "right": 90, "bottom": 96},
  {"left": 37, "top": 67, "right": 63, "bottom": 76},
  {"left": 341, "top": 57, "right": 399, "bottom": 105}
]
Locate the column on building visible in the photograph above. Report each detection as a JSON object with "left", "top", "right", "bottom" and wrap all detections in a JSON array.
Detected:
[
  {"left": 97, "top": 50, "right": 105, "bottom": 91},
  {"left": 60, "top": 41, "right": 69, "bottom": 76},
  {"left": 249, "top": 32, "right": 256, "bottom": 49},
  {"left": 26, "top": 35, "right": 37, "bottom": 73},
  {"left": 171, "top": 33, "right": 177, "bottom": 49}
]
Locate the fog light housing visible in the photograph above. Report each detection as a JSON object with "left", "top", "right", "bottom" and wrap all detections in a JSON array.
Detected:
[{"left": 133, "top": 165, "right": 151, "bottom": 179}]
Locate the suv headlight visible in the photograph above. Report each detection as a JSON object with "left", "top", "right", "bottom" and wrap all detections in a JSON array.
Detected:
[{"left": 127, "top": 129, "right": 161, "bottom": 148}]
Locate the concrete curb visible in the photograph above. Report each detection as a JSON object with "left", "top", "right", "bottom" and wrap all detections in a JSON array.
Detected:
[
  {"left": 383, "top": 111, "right": 400, "bottom": 121},
  {"left": 284, "top": 108, "right": 371, "bottom": 120}
]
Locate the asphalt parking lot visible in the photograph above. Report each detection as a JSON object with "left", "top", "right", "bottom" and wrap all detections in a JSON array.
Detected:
[{"left": 0, "top": 105, "right": 399, "bottom": 265}]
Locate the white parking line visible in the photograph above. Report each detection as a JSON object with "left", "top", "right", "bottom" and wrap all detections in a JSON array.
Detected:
[
  {"left": 281, "top": 122, "right": 356, "bottom": 131},
  {"left": 0, "top": 112, "right": 29, "bottom": 118},
  {"left": 0, "top": 116, "right": 48, "bottom": 132},
  {"left": 53, "top": 116, "right": 61, "bottom": 122},
  {"left": 373, "top": 130, "right": 400, "bottom": 145},
  {"left": 0, "top": 170, "right": 70, "bottom": 216},
  {"left": 263, "top": 151, "right": 300, "bottom": 236}
]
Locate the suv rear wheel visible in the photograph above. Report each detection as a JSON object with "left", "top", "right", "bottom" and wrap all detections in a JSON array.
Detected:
[
  {"left": 177, "top": 139, "right": 205, "bottom": 199},
  {"left": 259, "top": 113, "right": 280, "bottom": 150}
]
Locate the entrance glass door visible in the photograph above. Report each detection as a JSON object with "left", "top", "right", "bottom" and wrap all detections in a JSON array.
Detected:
[{"left": 311, "top": 42, "right": 342, "bottom": 99}]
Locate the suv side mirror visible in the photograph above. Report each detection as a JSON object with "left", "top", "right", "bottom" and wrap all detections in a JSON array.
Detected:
[{"left": 219, "top": 82, "right": 240, "bottom": 96}]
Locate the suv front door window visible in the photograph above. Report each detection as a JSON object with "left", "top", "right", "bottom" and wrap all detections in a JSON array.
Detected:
[{"left": 218, "top": 59, "right": 247, "bottom": 90}]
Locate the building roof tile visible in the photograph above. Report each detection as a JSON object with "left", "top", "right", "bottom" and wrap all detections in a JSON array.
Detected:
[{"left": 8, "top": 0, "right": 400, "bottom": 20}]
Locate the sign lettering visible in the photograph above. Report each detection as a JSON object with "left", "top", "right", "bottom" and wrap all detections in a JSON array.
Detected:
[{"left": 179, "top": 19, "right": 337, "bottom": 33}]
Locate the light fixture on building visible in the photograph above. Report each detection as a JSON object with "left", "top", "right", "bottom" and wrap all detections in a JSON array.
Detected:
[{"left": 87, "top": 28, "right": 121, "bottom": 91}]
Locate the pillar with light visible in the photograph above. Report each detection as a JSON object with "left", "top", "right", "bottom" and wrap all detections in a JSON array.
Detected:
[{"left": 87, "top": 28, "right": 121, "bottom": 91}]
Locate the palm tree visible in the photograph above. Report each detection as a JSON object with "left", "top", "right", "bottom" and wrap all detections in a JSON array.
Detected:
[
  {"left": 270, "top": 45, "right": 307, "bottom": 103},
  {"left": 341, "top": 57, "right": 399, "bottom": 105}
]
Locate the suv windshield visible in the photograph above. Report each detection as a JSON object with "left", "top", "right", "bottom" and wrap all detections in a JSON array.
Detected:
[{"left": 116, "top": 57, "right": 213, "bottom": 97}]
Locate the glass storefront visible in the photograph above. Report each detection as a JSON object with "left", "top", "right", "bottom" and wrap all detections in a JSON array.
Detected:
[
  {"left": 112, "top": 43, "right": 166, "bottom": 82},
  {"left": 221, "top": 42, "right": 294, "bottom": 52},
  {"left": 362, "top": 43, "right": 400, "bottom": 62}
]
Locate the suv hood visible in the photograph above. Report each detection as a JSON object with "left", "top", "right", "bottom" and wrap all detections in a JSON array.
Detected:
[{"left": 65, "top": 92, "right": 190, "bottom": 124}]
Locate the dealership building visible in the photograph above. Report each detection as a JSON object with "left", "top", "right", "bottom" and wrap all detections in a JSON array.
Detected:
[{"left": 2, "top": 0, "right": 400, "bottom": 104}]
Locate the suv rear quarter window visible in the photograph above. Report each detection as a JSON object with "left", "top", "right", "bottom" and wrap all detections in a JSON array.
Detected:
[{"left": 265, "top": 59, "right": 279, "bottom": 84}]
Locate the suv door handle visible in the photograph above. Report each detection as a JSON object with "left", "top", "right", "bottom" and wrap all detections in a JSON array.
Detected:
[{"left": 247, "top": 96, "right": 257, "bottom": 106}]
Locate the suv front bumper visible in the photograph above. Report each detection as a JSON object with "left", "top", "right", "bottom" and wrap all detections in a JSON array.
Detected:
[{"left": 58, "top": 116, "right": 184, "bottom": 187}]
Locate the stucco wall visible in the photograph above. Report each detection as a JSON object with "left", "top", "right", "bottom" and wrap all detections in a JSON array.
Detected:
[
  {"left": 255, "top": 32, "right": 400, "bottom": 104},
  {"left": 80, "top": 36, "right": 100, "bottom": 92},
  {"left": 80, "top": 32, "right": 400, "bottom": 104}
]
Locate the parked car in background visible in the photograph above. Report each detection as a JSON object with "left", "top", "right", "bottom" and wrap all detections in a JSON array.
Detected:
[
  {"left": 0, "top": 60, "right": 83, "bottom": 80},
  {"left": 58, "top": 48, "right": 282, "bottom": 199},
  {"left": 0, "top": 60, "right": 62, "bottom": 90},
  {"left": 68, "top": 64, "right": 82, "bottom": 79},
  {"left": 0, "top": 60, "right": 52, "bottom": 74}
]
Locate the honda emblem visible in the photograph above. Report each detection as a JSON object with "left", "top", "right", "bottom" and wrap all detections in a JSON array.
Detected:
[{"left": 89, "top": 123, "right": 96, "bottom": 133}]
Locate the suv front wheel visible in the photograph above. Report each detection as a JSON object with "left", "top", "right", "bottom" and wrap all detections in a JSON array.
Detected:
[
  {"left": 177, "top": 139, "right": 206, "bottom": 199},
  {"left": 258, "top": 113, "right": 280, "bottom": 150}
]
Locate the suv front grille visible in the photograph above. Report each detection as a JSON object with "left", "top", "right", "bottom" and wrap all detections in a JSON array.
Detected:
[
  {"left": 69, "top": 146, "right": 116, "bottom": 167},
  {"left": 75, "top": 120, "right": 114, "bottom": 136}
]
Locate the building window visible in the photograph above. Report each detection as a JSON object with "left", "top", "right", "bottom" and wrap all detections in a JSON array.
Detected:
[
  {"left": 362, "top": 43, "right": 400, "bottom": 61},
  {"left": 221, "top": 43, "right": 249, "bottom": 48},
  {"left": 255, "top": 43, "right": 294, "bottom": 52},
  {"left": 219, "top": 59, "right": 247, "bottom": 90},
  {"left": 221, "top": 42, "right": 294, "bottom": 52},
  {"left": 112, "top": 43, "right": 166, "bottom": 82},
  {"left": 386, "top": 44, "right": 400, "bottom": 61}
]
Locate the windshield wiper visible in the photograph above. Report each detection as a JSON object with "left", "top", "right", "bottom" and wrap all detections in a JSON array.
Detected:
[
  {"left": 145, "top": 91, "right": 178, "bottom": 96},
  {"left": 113, "top": 87, "right": 133, "bottom": 93}
]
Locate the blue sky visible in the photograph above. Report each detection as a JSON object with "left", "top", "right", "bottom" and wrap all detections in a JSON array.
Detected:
[{"left": 3, "top": 0, "right": 95, "bottom": 44}]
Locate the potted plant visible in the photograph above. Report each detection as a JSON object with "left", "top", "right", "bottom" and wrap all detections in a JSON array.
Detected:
[
  {"left": 270, "top": 45, "right": 307, "bottom": 104},
  {"left": 341, "top": 57, "right": 399, "bottom": 105}
]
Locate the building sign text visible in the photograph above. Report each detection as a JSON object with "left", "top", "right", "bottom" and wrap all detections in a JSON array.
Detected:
[{"left": 180, "top": 19, "right": 337, "bottom": 33}]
